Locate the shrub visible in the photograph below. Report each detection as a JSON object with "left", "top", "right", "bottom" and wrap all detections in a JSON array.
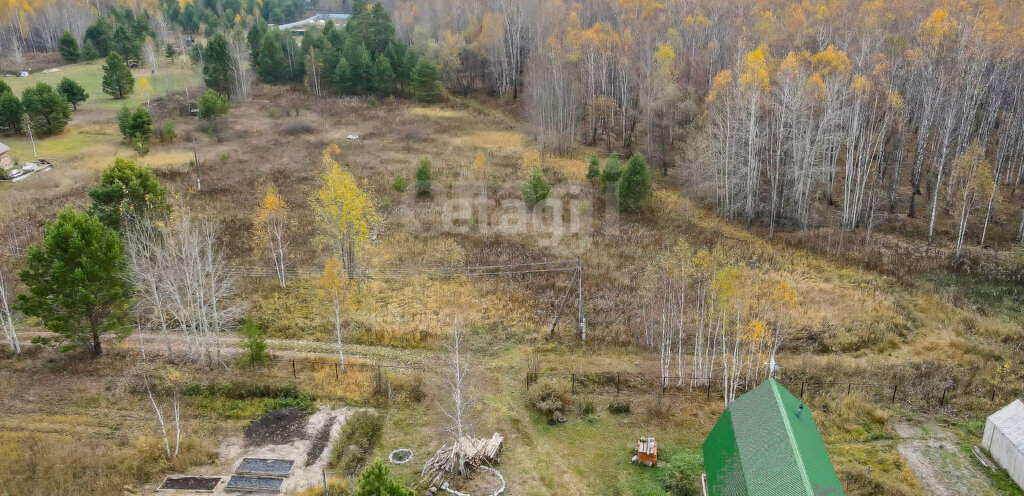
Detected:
[
  {"left": 330, "top": 411, "right": 384, "bottom": 474},
  {"left": 618, "top": 154, "right": 652, "bottom": 213},
  {"left": 577, "top": 400, "right": 595, "bottom": 416},
  {"left": 353, "top": 460, "right": 413, "bottom": 496},
  {"left": 608, "top": 400, "right": 631, "bottom": 414},
  {"left": 664, "top": 468, "right": 700, "bottom": 496},
  {"left": 368, "top": 95, "right": 379, "bottom": 107},
  {"left": 280, "top": 120, "right": 316, "bottom": 136},
  {"left": 56, "top": 78, "right": 88, "bottom": 110},
  {"left": 22, "top": 82, "right": 71, "bottom": 135},
  {"left": 240, "top": 318, "right": 269, "bottom": 366},
  {"left": 392, "top": 174, "right": 406, "bottom": 192},
  {"left": 58, "top": 31, "right": 80, "bottom": 62},
  {"left": 415, "top": 157, "right": 432, "bottom": 195},
  {"left": 520, "top": 168, "right": 551, "bottom": 207},
  {"left": 160, "top": 120, "right": 177, "bottom": 143},
  {"left": 527, "top": 378, "right": 572, "bottom": 418},
  {"left": 198, "top": 89, "right": 230, "bottom": 120},
  {"left": 600, "top": 153, "right": 623, "bottom": 192}
]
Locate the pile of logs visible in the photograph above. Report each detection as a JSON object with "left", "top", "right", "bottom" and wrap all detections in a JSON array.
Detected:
[{"left": 422, "top": 432, "right": 504, "bottom": 480}]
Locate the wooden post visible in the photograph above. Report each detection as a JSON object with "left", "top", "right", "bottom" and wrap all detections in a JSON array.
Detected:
[
  {"left": 940, "top": 388, "right": 947, "bottom": 407},
  {"left": 847, "top": 383, "right": 852, "bottom": 395},
  {"left": 571, "top": 374, "right": 576, "bottom": 395},
  {"left": 800, "top": 379, "right": 805, "bottom": 398},
  {"left": 616, "top": 373, "right": 620, "bottom": 395},
  {"left": 335, "top": 363, "right": 339, "bottom": 380},
  {"left": 292, "top": 359, "right": 296, "bottom": 378},
  {"left": 706, "top": 380, "right": 711, "bottom": 399},
  {"left": 891, "top": 384, "right": 898, "bottom": 404}
]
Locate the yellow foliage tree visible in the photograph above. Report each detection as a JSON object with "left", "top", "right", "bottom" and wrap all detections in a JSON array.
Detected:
[
  {"left": 253, "top": 183, "right": 288, "bottom": 288},
  {"left": 312, "top": 144, "right": 380, "bottom": 278}
]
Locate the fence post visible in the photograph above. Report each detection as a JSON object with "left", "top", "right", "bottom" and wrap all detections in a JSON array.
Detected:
[
  {"left": 891, "top": 384, "right": 898, "bottom": 404},
  {"left": 940, "top": 387, "right": 947, "bottom": 407},
  {"left": 706, "top": 380, "right": 712, "bottom": 399},
  {"left": 292, "top": 359, "right": 296, "bottom": 379},
  {"left": 847, "top": 383, "right": 852, "bottom": 396},
  {"left": 800, "top": 379, "right": 805, "bottom": 398},
  {"left": 571, "top": 374, "right": 576, "bottom": 395},
  {"left": 335, "top": 363, "right": 339, "bottom": 380},
  {"left": 616, "top": 373, "right": 620, "bottom": 395}
]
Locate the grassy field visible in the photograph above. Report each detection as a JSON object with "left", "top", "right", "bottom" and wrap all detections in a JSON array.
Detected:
[{"left": 2, "top": 57, "right": 199, "bottom": 112}]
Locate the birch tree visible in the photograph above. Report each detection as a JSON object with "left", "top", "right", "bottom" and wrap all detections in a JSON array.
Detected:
[
  {"left": 320, "top": 255, "right": 348, "bottom": 369},
  {"left": 253, "top": 184, "right": 289, "bottom": 289},
  {"left": 0, "top": 254, "right": 20, "bottom": 354},
  {"left": 312, "top": 144, "right": 380, "bottom": 278}
]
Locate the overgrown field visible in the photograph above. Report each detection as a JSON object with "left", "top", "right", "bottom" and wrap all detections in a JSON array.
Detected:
[{"left": 1, "top": 80, "right": 1023, "bottom": 495}]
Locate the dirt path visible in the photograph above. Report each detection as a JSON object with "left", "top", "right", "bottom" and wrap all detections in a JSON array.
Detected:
[
  {"left": 894, "top": 421, "right": 998, "bottom": 496},
  {"left": 17, "top": 331, "right": 437, "bottom": 368}
]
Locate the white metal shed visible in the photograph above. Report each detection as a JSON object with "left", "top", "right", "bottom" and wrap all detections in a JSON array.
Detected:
[{"left": 983, "top": 399, "right": 1024, "bottom": 490}]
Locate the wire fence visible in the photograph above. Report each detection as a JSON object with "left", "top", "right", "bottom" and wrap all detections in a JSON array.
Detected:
[{"left": 525, "top": 370, "right": 1020, "bottom": 413}]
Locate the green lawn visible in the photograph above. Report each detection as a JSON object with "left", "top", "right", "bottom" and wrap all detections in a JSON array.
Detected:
[
  {"left": 3, "top": 128, "right": 119, "bottom": 164},
  {"left": 2, "top": 58, "right": 198, "bottom": 111}
]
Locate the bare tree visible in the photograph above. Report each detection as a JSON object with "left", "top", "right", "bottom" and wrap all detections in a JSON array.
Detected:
[
  {"left": 146, "top": 382, "right": 181, "bottom": 459},
  {"left": 227, "top": 30, "right": 254, "bottom": 101},
  {"left": 440, "top": 321, "right": 475, "bottom": 477},
  {"left": 0, "top": 255, "right": 21, "bottom": 354},
  {"left": 124, "top": 220, "right": 174, "bottom": 360}
]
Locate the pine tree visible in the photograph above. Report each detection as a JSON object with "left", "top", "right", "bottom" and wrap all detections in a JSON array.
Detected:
[
  {"left": 586, "top": 155, "right": 600, "bottom": 181},
  {"left": 521, "top": 168, "right": 552, "bottom": 207},
  {"left": 415, "top": 157, "right": 433, "bottom": 195},
  {"left": 411, "top": 59, "right": 443, "bottom": 103},
  {"left": 353, "top": 460, "right": 413, "bottom": 496},
  {"left": 0, "top": 93, "right": 22, "bottom": 134},
  {"left": 22, "top": 83, "right": 71, "bottom": 136},
  {"left": 618, "top": 154, "right": 652, "bottom": 213},
  {"left": 202, "top": 34, "right": 232, "bottom": 94},
  {"left": 57, "top": 78, "right": 89, "bottom": 110},
  {"left": 334, "top": 58, "right": 356, "bottom": 94},
  {"left": 372, "top": 55, "right": 396, "bottom": 94},
  {"left": 600, "top": 153, "right": 623, "bottom": 192},
  {"left": 102, "top": 52, "right": 135, "bottom": 99},
  {"left": 16, "top": 208, "right": 131, "bottom": 357},
  {"left": 58, "top": 32, "right": 80, "bottom": 63},
  {"left": 88, "top": 157, "right": 169, "bottom": 230}
]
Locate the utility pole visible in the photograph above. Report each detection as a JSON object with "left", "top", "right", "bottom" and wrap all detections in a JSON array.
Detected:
[
  {"left": 191, "top": 133, "right": 202, "bottom": 191},
  {"left": 577, "top": 258, "right": 586, "bottom": 341}
]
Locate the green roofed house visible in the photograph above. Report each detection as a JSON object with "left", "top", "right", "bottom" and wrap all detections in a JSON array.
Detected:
[{"left": 702, "top": 379, "right": 844, "bottom": 496}]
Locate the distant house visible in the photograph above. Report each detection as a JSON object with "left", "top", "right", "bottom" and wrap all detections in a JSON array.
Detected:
[
  {"left": 0, "top": 142, "right": 11, "bottom": 171},
  {"left": 983, "top": 399, "right": 1024, "bottom": 491},
  {"left": 272, "top": 13, "right": 350, "bottom": 34},
  {"left": 702, "top": 379, "right": 845, "bottom": 496}
]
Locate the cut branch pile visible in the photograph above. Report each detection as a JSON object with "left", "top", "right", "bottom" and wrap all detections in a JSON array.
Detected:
[{"left": 422, "top": 432, "right": 504, "bottom": 480}]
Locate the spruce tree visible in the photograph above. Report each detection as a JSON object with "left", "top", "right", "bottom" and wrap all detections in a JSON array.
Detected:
[
  {"left": 58, "top": 32, "right": 81, "bottom": 63},
  {"left": 617, "top": 154, "right": 652, "bottom": 213},
  {"left": 411, "top": 59, "right": 443, "bottom": 103},
  {"left": 600, "top": 152, "right": 623, "bottom": 192},
  {"left": 102, "top": 52, "right": 135, "bottom": 99},
  {"left": 353, "top": 460, "right": 413, "bottom": 496},
  {"left": 82, "top": 39, "right": 100, "bottom": 60}
]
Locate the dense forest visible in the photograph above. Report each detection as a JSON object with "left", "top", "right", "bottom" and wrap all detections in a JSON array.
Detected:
[{"left": 379, "top": 0, "right": 1024, "bottom": 249}]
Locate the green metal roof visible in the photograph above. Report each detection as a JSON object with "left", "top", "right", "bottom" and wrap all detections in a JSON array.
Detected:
[{"left": 702, "top": 379, "right": 845, "bottom": 496}]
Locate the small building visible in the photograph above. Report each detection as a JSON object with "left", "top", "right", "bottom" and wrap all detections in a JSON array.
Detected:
[
  {"left": 0, "top": 142, "right": 11, "bottom": 171},
  {"left": 702, "top": 379, "right": 844, "bottom": 496},
  {"left": 636, "top": 437, "right": 657, "bottom": 466},
  {"left": 983, "top": 399, "right": 1024, "bottom": 491}
]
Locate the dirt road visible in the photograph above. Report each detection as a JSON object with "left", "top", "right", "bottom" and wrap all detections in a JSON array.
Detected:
[{"left": 894, "top": 421, "right": 998, "bottom": 496}]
